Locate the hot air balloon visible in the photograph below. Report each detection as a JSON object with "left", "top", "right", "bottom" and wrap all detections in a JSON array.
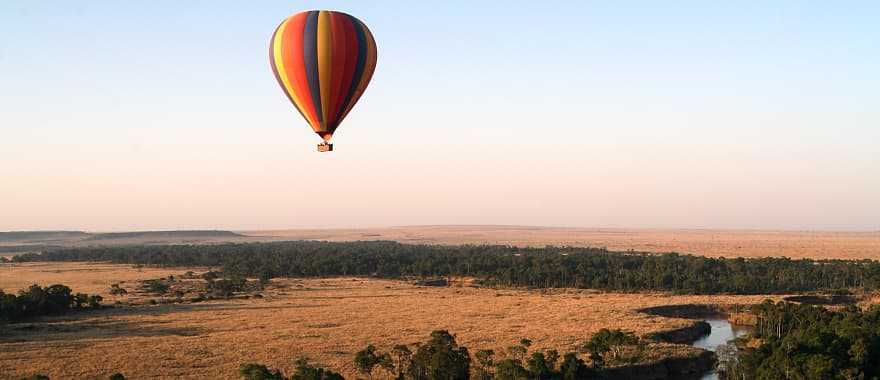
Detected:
[{"left": 269, "top": 10, "right": 377, "bottom": 152}]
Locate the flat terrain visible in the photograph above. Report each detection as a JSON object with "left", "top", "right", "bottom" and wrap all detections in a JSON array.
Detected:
[
  {"left": 0, "top": 262, "right": 203, "bottom": 297},
  {"left": 247, "top": 226, "right": 880, "bottom": 260},
  {"left": 0, "top": 262, "right": 776, "bottom": 379},
  {"left": 3, "top": 226, "right": 878, "bottom": 260}
]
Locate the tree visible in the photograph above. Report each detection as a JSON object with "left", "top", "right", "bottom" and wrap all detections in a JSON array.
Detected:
[
  {"left": 559, "top": 353, "right": 595, "bottom": 380},
  {"left": 0, "top": 284, "right": 101, "bottom": 322},
  {"left": 408, "top": 330, "right": 471, "bottom": 380},
  {"left": 543, "top": 349, "right": 559, "bottom": 370},
  {"left": 109, "top": 373, "right": 126, "bottom": 380},
  {"left": 143, "top": 279, "right": 169, "bottom": 294},
  {"left": 44, "top": 284, "right": 73, "bottom": 313},
  {"left": 23, "top": 240, "right": 880, "bottom": 295},
  {"left": 526, "top": 351, "right": 554, "bottom": 380},
  {"left": 239, "top": 363, "right": 284, "bottom": 380},
  {"left": 581, "top": 329, "right": 639, "bottom": 365},
  {"left": 390, "top": 345, "right": 413, "bottom": 380},
  {"left": 354, "top": 344, "right": 389, "bottom": 379},
  {"left": 473, "top": 349, "right": 495, "bottom": 380},
  {"left": 259, "top": 272, "right": 272, "bottom": 289},
  {"left": 290, "top": 357, "right": 344, "bottom": 380},
  {"left": 506, "top": 344, "right": 528, "bottom": 364},
  {"left": 724, "top": 301, "right": 880, "bottom": 380},
  {"left": 494, "top": 358, "right": 530, "bottom": 380}
]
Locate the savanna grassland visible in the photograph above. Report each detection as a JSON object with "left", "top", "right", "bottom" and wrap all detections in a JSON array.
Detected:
[
  {"left": 4, "top": 227, "right": 879, "bottom": 260},
  {"left": 0, "top": 261, "right": 776, "bottom": 379},
  {"left": 247, "top": 226, "right": 880, "bottom": 260},
  {"left": 3, "top": 232, "right": 878, "bottom": 379}
]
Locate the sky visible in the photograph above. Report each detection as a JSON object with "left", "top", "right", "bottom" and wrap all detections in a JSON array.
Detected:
[{"left": 1, "top": 1, "right": 878, "bottom": 231}]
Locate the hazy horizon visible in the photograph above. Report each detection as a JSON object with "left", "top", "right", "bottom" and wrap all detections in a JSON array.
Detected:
[
  {"left": 2, "top": 225, "right": 878, "bottom": 235},
  {"left": 3, "top": 1, "right": 878, "bottom": 232}
]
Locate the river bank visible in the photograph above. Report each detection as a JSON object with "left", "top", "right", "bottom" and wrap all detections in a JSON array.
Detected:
[{"left": 628, "top": 303, "right": 757, "bottom": 380}]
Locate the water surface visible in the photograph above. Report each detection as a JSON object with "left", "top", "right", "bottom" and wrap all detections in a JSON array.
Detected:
[{"left": 692, "top": 319, "right": 753, "bottom": 380}]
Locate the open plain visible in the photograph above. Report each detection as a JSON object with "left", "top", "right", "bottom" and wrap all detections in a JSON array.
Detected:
[
  {"left": 246, "top": 226, "right": 880, "bottom": 260},
  {"left": 4, "top": 227, "right": 878, "bottom": 260},
  {"left": 0, "top": 261, "right": 777, "bottom": 379}
]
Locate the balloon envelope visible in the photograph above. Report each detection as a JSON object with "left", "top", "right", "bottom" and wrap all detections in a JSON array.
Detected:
[{"left": 269, "top": 10, "right": 377, "bottom": 142}]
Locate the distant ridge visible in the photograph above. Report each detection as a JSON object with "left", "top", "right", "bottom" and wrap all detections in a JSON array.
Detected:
[
  {"left": 86, "top": 230, "right": 242, "bottom": 241},
  {"left": 0, "top": 231, "right": 89, "bottom": 242},
  {"left": 0, "top": 230, "right": 244, "bottom": 249}
]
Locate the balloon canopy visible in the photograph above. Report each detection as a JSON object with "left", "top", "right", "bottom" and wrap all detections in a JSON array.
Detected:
[{"left": 269, "top": 10, "right": 377, "bottom": 150}]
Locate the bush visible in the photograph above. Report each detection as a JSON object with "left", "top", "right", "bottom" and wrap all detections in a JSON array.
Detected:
[
  {"left": 580, "top": 329, "right": 640, "bottom": 365},
  {"left": 87, "top": 295, "right": 103, "bottom": 308},
  {"left": 354, "top": 344, "right": 389, "bottom": 378},
  {"left": 239, "top": 363, "right": 283, "bottom": 380},
  {"left": 290, "top": 358, "right": 344, "bottom": 380},
  {"left": 142, "top": 279, "right": 169, "bottom": 294},
  {"left": 202, "top": 271, "right": 220, "bottom": 282},
  {"left": 109, "top": 284, "right": 127, "bottom": 295},
  {"left": 208, "top": 276, "right": 246, "bottom": 298}
]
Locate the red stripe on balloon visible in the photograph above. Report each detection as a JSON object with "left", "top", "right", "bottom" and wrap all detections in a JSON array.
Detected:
[{"left": 282, "top": 12, "right": 320, "bottom": 130}]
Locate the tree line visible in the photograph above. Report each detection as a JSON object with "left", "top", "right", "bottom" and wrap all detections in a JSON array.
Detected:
[
  {"left": 0, "top": 284, "right": 103, "bottom": 323},
  {"left": 722, "top": 301, "right": 880, "bottom": 379},
  {"left": 14, "top": 240, "right": 880, "bottom": 294}
]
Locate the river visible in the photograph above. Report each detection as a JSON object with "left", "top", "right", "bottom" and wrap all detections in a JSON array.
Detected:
[{"left": 691, "top": 319, "right": 753, "bottom": 380}]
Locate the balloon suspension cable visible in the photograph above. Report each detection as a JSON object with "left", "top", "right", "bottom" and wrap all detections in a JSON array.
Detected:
[{"left": 317, "top": 142, "right": 333, "bottom": 152}]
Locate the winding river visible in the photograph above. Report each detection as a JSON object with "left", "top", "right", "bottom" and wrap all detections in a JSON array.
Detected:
[{"left": 691, "top": 319, "right": 753, "bottom": 380}]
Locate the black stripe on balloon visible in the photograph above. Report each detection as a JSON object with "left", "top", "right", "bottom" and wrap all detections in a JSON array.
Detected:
[
  {"left": 336, "top": 14, "right": 367, "bottom": 125},
  {"left": 303, "top": 10, "right": 323, "bottom": 126},
  {"left": 269, "top": 21, "right": 307, "bottom": 121}
]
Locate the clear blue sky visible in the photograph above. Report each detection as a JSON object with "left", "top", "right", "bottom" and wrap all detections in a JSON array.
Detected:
[{"left": 1, "top": 1, "right": 878, "bottom": 231}]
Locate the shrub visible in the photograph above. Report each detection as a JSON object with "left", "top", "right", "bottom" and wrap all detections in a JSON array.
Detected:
[
  {"left": 142, "top": 279, "right": 169, "bottom": 294},
  {"left": 239, "top": 363, "right": 283, "bottom": 380},
  {"left": 109, "top": 284, "right": 127, "bottom": 296},
  {"left": 290, "top": 358, "right": 344, "bottom": 380}
]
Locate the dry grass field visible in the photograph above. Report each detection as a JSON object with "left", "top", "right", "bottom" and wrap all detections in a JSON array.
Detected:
[
  {"left": 0, "top": 262, "right": 778, "bottom": 379},
  {"left": 246, "top": 226, "right": 880, "bottom": 260},
  {"left": 0, "top": 262, "right": 206, "bottom": 297},
  {"left": 3, "top": 226, "right": 878, "bottom": 260}
]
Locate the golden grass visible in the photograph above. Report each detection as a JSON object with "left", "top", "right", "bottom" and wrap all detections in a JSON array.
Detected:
[
  {"left": 0, "top": 262, "right": 779, "bottom": 379},
  {"left": 4, "top": 226, "right": 878, "bottom": 260},
  {"left": 246, "top": 226, "right": 880, "bottom": 260},
  {"left": 0, "top": 262, "right": 209, "bottom": 298}
]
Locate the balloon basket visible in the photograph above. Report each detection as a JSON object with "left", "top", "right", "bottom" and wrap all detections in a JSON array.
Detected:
[{"left": 317, "top": 143, "right": 333, "bottom": 152}]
